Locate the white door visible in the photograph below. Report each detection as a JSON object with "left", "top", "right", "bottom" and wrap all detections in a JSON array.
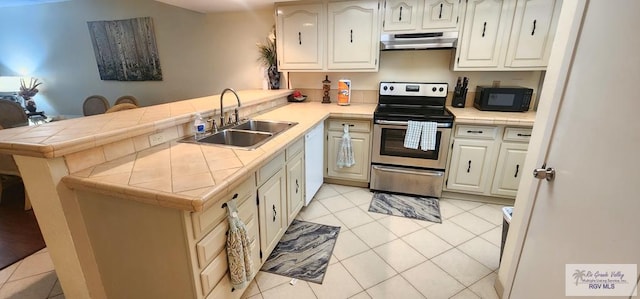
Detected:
[{"left": 500, "top": 1, "right": 640, "bottom": 298}]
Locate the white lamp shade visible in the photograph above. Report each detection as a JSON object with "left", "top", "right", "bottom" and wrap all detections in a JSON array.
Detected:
[{"left": 0, "top": 76, "right": 22, "bottom": 93}]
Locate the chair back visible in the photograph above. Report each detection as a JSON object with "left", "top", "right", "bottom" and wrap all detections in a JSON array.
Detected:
[
  {"left": 83, "top": 95, "right": 110, "bottom": 116},
  {"left": 115, "top": 95, "right": 139, "bottom": 106},
  {"left": 0, "top": 100, "right": 28, "bottom": 129},
  {"left": 106, "top": 103, "right": 139, "bottom": 113}
]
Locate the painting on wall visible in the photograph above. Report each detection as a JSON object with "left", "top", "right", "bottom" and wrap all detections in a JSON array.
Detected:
[{"left": 87, "top": 17, "right": 163, "bottom": 81}]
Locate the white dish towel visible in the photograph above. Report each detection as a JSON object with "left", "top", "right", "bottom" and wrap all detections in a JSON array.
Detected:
[
  {"left": 337, "top": 124, "right": 355, "bottom": 168},
  {"left": 420, "top": 121, "right": 438, "bottom": 151},
  {"left": 403, "top": 120, "right": 422, "bottom": 149}
]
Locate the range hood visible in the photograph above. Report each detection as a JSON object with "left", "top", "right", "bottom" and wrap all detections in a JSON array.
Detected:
[{"left": 380, "top": 31, "right": 458, "bottom": 50}]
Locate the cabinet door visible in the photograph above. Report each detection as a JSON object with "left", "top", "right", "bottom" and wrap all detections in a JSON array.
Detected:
[
  {"left": 421, "top": 0, "right": 461, "bottom": 30},
  {"left": 504, "top": 0, "right": 561, "bottom": 68},
  {"left": 326, "top": 131, "right": 371, "bottom": 182},
  {"left": 286, "top": 153, "right": 304, "bottom": 225},
  {"left": 383, "top": 0, "right": 419, "bottom": 31},
  {"left": 257, "top": 169, "right": 287, "bottom": 260},
  {"left": 328, "top": 1, "right": 381, "bottom": 70},
  {"left": 447, "top": 139, "right": 495, "bottom": 193},
  {"left": 276, "top": 4, "right": 324, "bottom": 70},
  {"left": 491, "top": 142, "right": 528, "bottom": 197},
  {"left": 456, "top": 0, "right": 514, "bottom": 68}
]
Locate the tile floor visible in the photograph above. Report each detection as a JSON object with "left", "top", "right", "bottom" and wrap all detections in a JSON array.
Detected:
[{"left": 0, "top": 183, "right": 505, "bottom": 299}]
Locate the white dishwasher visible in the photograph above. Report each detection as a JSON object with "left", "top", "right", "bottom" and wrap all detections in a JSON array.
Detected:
[{"left": 304, "top": 122, "right": 324, "bottom": 206}]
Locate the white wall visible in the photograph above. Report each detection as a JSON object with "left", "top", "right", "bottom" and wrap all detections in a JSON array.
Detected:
[
  {"left": 0, "top": 0, "right": 215, "bottom": 116},
  {"left": 289, "top": 50, "right": 542, "bottom": 92}
]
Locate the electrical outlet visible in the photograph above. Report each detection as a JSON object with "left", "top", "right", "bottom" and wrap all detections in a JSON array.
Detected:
[{"left": 149, "top": 133, "right": 165, "bottom": 147}]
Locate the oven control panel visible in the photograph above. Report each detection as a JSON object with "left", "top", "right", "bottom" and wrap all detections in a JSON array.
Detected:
[{"left": 379, "top": 82, "right": 448, "bottom": 97}]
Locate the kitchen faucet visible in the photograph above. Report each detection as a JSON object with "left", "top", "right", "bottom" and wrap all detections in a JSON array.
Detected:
[{"left": 219, "top": 88, "right": 242, "bottom": 127}]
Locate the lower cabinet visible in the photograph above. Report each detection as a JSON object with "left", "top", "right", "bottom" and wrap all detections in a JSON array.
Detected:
[
  {"left": 286, "top": 152, "right": 305, "bottom": 225},
  {"left": 257, "top": 168, "right": 287, "bottom": 261},
  {"left": 446, "top": 124, "right": 531, "bottom": 198},
  {"left": 447, "top": 139, "right": 496, "bottom": 194},
  {"left": 325, "top": 118, "right": 372, "bottom": 183},
  {"left": 74, "top": 138, "right": 308, "bottom": 299}
]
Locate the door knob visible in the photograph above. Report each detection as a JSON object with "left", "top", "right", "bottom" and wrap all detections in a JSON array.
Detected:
[{"left": 533, "top": 164, "right": 555, "bottom": 181}]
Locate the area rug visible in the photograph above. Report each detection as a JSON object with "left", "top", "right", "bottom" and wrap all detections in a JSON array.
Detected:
[
  {"left": 0, "top": 179, "right": 46, "bottom": 270},
  {"left": 368, "top": 192, "right": 442, "bottom": 223},
  {"left": 260, "top": 219, "right": 340, "bottom": 284}
]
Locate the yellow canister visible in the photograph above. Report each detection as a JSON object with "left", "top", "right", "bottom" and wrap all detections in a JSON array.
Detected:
[{"left": 338, "top": 79, "right": 351, "bottom": 106}]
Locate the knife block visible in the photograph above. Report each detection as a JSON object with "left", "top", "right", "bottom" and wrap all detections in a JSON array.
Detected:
[{"left": 452, "top": 89, "right": 467, "bottom": 108}]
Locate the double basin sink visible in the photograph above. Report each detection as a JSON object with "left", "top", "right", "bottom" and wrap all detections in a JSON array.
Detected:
[{"left": 179, "top": 119, "right": 298, "bottom": 150}]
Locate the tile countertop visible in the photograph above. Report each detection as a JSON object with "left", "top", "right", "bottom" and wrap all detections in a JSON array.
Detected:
[
  {"left": 61, "top": 102, "right": 377, "bottom": 212},
  {"left": 0, "top": 90, "right": 293, "bottom": 158},
  {"left": 447, "top": 106, "right": 536, "bottom": 127}
]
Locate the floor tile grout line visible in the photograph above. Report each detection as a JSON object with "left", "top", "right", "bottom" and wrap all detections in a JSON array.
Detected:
[{"left": 7, "top": 265, "right": 57, "bottom": 284}]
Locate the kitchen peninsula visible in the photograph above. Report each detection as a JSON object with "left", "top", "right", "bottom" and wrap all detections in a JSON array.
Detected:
[{"left": 0, "top": 89, "right": 375, "bottom": 298}]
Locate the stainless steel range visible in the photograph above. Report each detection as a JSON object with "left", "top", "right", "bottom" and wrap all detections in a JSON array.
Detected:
[{"left": 370, "top": 82, "right": 454, "bottom": 198}]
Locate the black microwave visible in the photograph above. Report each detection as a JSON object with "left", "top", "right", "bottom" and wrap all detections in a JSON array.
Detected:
[{"left": 474, "top": 86, "right": 533, "bottom": 112}]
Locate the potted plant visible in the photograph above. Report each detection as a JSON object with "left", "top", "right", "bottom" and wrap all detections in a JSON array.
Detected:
[
  {"left": 257, "top": 27, "right": 280, "bottom": 89},
  {"left": 19, "top": 78, "right": 42, "bottom": 112}
]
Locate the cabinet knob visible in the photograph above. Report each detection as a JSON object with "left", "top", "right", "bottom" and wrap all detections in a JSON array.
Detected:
[
  {"left": 482, "top": 22, "right": 487, "bottom": 37},
  {"left": 439, "top": 3, "right": 443, "bottom": 19},
  {"left": 399, "top": 6, "right": 403, "bottom": 21},
  {"left": 531, "top": 19, "right": 537, "bottom": 36},
  {"left": 272, "top": 204, "right": 277, "bottom": 222},
  {"left": 298, "top": 32, "right": 302, "bottom": 45},
  {"left": 467, "top": 160, "right": 472, "bottom": 173}
]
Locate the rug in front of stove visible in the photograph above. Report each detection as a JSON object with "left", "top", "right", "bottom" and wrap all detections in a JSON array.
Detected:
[
  {"left": 260, "top": 219, "right": 340, "bottom": 284},
  {"left": 369, "top": 192, "right": 442, "bottom": 223}
]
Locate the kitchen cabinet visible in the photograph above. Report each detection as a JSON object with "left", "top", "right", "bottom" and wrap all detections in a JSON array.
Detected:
[
  {"left": 328, "top": 1, "right": 381, "bottom": 70},
  {"left": 325, "top": 119, "right": 372, "bottom": 184},
  {"left": 286, "top": 138, "right": 305, "bottom": 225},
  {"left": 276, "top": 3, "right": 324, "bottom": 70},
  {"left": 383, "top": 0, "right": 419, "bottom": 31},
  {"left": 421, "top": 0, "right": 462, "bottom": 30},
  {"left": 504, "top": 0, "right": 562, "bottom": 68},
  {"left": 453, "top": 0, "right": 561, "bottom": 70},
  {"left": 382, "top": 0, "right": 462, "bottom": 32},
  {"left": 447, "top": 138, "right": 497, "bottom": 193},
  {"left": 276, "top": 1, "right": 382, "bottom": 72},
  {"left": 445, "top": 125, "right": 531, "bottom": 198},
  {"left": 257, "top": 153, "right": 287, "bottom": 261}
]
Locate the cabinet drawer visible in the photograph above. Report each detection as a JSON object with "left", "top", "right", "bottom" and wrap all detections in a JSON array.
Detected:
[
  {"left": 503, "top": 127, "right": 532, "bottom": 142},
  {"left": 195, "top": 196, "right": 256, "bottom": 268},
  {"left": 191, "top": 175, "right": 255, "bottom": 239},
  {"left": 257, "top": 152, "right": 285, "bottom": 185},
  {"left": 200, "top": 250, "right": 227, "bottom": 296},
  {"left": 455, "top": 125, "right": 498, "bottom": 139},
  {"left": 286, "top": 137, "right": 304, "bottom": 161},
  {"left": 327, "top": 119, "right": 371, "bottom": 133}
]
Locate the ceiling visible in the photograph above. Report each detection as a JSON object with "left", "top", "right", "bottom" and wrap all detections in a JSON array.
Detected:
[
  {"left": 0, "top": 0, "right": 292, "bottom": 12},
  {"left": 0, "top": 0, "right": 69, "bottom": 7},
  {"left": 154, "top": 0, "right": 296, "bottom": 13}
]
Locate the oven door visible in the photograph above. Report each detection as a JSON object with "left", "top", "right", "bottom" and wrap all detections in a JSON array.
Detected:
[{"left": 372, "top": 120, "right": 451, "bottom": 169}]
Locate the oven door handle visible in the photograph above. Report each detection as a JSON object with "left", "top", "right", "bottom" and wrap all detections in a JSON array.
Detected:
[
  {"left": 375, "top": 120, "right": 452, "bottom": 128},
  {"left": 372, "top": 165, "right": 444, "bottom": 177}
]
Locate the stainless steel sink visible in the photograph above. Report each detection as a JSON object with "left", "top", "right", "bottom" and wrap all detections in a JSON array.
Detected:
[
  {"left": 232, "top": 120, "right": 297, "bottom": 134},
  {"left": 178, "top": 119, "right": 297, "bottom": 150},
  {"left": 196, "top": 129, "right": 273, "bottom": 149}
]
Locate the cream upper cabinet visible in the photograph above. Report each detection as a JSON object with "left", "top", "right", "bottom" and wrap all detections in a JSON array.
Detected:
[
  {"left": 276, "top": 3, "right": 324, "bottom": 70},
  {"left": 504, "top": 0, "right": 562, "bottom": 68},
  {"left": 421, "top": 0, "right": 461, "bottom": 30},
  {"left": 456, "top": 0, "right": 513, "bottom": 68},
  {"left": 453, "top": 0, "right": 562, "bottom": 71},
  {"left": 327, "top": 1, "right": 381, "bottom": 70},
  {"left": 383, "top": 0, "right": 419, "bottom": 31},
  {"left": 383, "top": 0, "right": 462, "bottom": 32}
]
